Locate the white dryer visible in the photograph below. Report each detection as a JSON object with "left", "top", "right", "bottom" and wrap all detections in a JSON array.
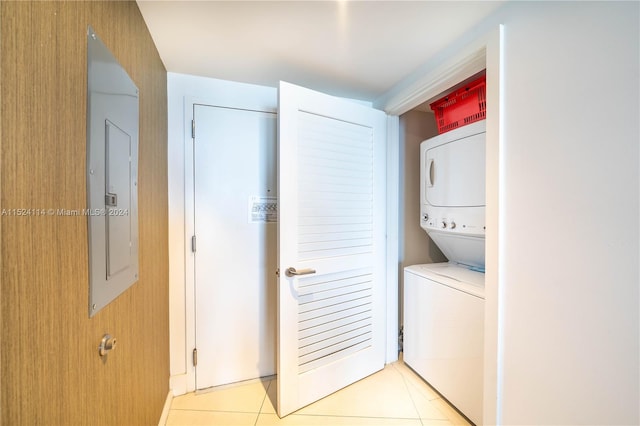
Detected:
[
  {"left": 420, "top": 119, "right": 486, "bottom": 270},
  {"left": 404, "top": 120, "right": 486, "bottom": 425}
]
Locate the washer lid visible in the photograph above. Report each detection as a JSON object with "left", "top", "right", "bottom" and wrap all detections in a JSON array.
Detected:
[
  {"left": 405, "top": 262, "right": 485, "bottom": 298},
  {"left": 427, "top": 230, "right": 485, "bottom": 270}
]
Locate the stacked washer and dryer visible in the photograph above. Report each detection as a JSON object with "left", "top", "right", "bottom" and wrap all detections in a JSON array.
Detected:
[{"left": 403, "top": 119, "right": 486, "bottom": 425}]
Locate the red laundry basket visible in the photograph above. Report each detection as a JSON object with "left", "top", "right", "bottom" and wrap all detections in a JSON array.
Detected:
[{"left": 430, "top": 76, "right": 486, "bottom": 134}]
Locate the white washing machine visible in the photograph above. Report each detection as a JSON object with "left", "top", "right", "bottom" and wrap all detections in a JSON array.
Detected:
[
  {"left": 404, "top": 120, "right": 486, "bottom": 425},
  {"left": 404, "top": 263, "right": 484, "bottom": 425}
]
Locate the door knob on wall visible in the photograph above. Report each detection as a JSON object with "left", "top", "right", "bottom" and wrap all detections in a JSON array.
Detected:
[{"left": 99, "top": 334, "right": 117, "bottom": 357}]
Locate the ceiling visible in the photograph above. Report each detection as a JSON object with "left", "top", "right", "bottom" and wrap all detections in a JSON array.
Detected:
[{"left": 136, "top": 1, "right": 503, "bottom": 102}]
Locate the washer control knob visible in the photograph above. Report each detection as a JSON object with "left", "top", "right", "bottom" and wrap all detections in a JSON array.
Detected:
[
  {"left": 440, "top": 221, "right": 447, "bottom": 229},
  {"left": 422, "top": 213, "right": 429, "bottom": 221},
  {"left": 450, "top": 221, "right": 456, "bottom": 229}
]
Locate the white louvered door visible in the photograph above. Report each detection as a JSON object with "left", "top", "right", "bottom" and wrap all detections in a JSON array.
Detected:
[{"left": 277, "top": 82, "right": 387, "bottom": 417}]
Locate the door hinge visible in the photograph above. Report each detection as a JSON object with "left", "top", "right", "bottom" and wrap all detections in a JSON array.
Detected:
[
  {"left": 192, "top": 348, "right": 198, "bottom": 367},
  {"left": 191, "top": 119, "right": 195, "bottom": 139},
  {"left": 191, "top": 235, "right": 196, "bottom": 253}
]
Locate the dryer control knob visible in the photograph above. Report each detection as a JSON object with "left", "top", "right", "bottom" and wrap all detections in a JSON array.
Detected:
[
  {"left": 450, "top": 221, "right": 456, "bottom": 229},
  {"left": 422, "top": 213, "right": 429, "bottom": 221},
  {"left": 440, "top": 221, "right": 447, "bottom": 229}
]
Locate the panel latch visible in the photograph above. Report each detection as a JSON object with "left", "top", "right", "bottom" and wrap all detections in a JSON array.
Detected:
[{"left": 105, "top": 192, "right": 118, "bottom": 207}]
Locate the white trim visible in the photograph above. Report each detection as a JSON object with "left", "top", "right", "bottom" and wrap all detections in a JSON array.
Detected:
[
  {"left": 184, "top": 96, "right": 196, "bottom": 394},
  {"left": 157, "top": 390, "right": 173, "bottom": 426},
  {"left": 377, "top": 42, "right": 488, "bottom": 116},
  {"left": 494, "top": 24, "right": 506, "bottom": 425},
  {"left": 385, "top": 115, "right": 400, "bottom": 363},
  {"left": 169, "top": 373, "right": 188, "bottom": 397},
  {"left": 478, "top": 24, "right": 503, "bottom": 426}
]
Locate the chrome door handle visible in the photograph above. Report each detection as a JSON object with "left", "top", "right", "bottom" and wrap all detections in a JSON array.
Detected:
[{"left": 285, "top": 267, "right": 316, "bottom": 277}]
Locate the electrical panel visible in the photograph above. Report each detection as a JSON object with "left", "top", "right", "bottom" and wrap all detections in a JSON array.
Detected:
[{"left": 86, "top": 26, "right": 139, "bottom": 317}]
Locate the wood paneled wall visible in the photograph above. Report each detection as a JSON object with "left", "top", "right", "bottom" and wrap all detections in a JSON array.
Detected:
[{"left": 0, "top": 2, "right": 169, "bottom": 424}]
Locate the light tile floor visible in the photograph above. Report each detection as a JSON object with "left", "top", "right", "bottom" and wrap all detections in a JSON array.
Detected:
[{"left": 165, "top": 359, "right": 472, "bottom": 426}]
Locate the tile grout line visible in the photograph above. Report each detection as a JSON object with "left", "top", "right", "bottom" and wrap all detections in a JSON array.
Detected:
[
  {"left": 391, "top": 362, "right": 428, "bottom": 426},
  {"left": 394, "top": 362, "right": 473, "bottom": 425},
  {"left": 394, "top": 361, "right": 441, "bottom": 401},
  {"left": 255, "top": 379, "right": 272, "bottom": 425},
  {"left": 170, "top": 408, "right": 261, "bottom": 414},
  {"left": 287, "top": 412, "right": 426, "bottom": 420}
]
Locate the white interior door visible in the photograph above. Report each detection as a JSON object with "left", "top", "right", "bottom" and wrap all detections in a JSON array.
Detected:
[
  {"left": 277, "top": 82, "right": 387, "bottom": 417},
  {"left": 194, "top": 104, "right": 277, "bottom": 390}
]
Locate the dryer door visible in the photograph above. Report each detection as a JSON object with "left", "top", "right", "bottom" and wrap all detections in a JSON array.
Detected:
[{"left": 424, "top": 132, "right": 485, "bottom": 207}]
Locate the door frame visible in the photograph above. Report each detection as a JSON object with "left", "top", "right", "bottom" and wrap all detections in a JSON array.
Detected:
[
  {"left": 181, "top": 87, "right": 279, "bottom": 394},
  {"left": 184, "top": 97, "right": 278, "bottom": 392}
]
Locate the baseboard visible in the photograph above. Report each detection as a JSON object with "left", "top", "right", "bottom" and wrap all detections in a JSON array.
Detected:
[
  {"left": 158, "top": 390, "right": 173, "bottom": 426},
  {"left": 170, "top": 373, "right": 188, "bottom": 396}
]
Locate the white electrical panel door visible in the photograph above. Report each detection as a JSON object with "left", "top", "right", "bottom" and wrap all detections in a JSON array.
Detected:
[
  {"left": 277, "top": 82, "right": 387, "bottom": 417},
  {"left": 105, "top": 121, "right": 133, "bottom": 278},
  {"left": 424, "top": 131, "right": 485, "bottom": 208},
  {"left": 194, "top": 105, "right": 277, "bottom": 390}
]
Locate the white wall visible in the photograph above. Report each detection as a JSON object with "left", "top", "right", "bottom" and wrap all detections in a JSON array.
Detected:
[
  {"left": 167, "top": 73, "right": 277, "bottom": 394},
  {"left": 497, "top": 2, "right": 639, "bottom": 424}
]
